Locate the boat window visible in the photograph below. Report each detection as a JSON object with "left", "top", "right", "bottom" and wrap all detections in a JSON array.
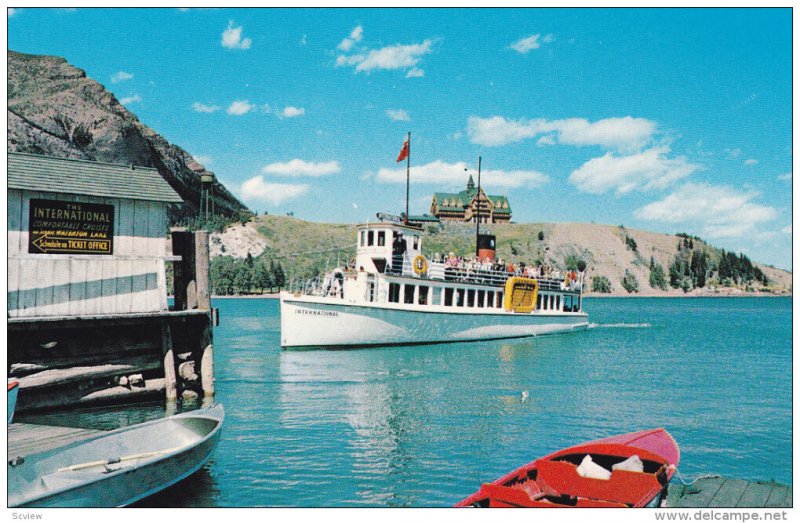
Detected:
[
  {"left": 563, "top": 295, "right": 572, "bottom": 312},
  {"left": 378, "top": 231, "right": 385, "bottom": 246},
  {"left": 487, "top": 291, "right": 494, "bottom": 307},
  {"left": 418, "top": 286, "right": 429, "bottom": 305},
  {"left": 413, "top": 236, "right": 419, "bottom": 250},
  {"left": 536, "top": 293, "right": 542, "bottom": 310},
  {"left": 549, "top": 295, "right": 555, "bottom": 310},
  {"left": 496, "top": 291, "right": 503, "bottom": 308},
  {"left": 575, "top": 297, "right": 581, "bottom": 312},
  {"left": 368, "top": 230, "right": 374, "bottom": 246},
  {"left": 555, "top": 295, "right": 561, "bottom": 311},
  {"left": 540, "top": 293, "right": 547, "bottom": 310},
  {"left": 456, "top": 288, "right": 465, "bottom": 307},
  {"left": 467, "top": 289, "right": 475, "bottom": 307},
  {"left": 444, "top": 288, "right": 454, "bottom": 306},
  {"left": 388, "top": 283, "right": 400, "bottom": 303},
  {"left": 360, "top": 230, "right": 366, "bottom": 247},
  {"left": 404, "top": 284, "right": 415, "bottom": 304},
  {"left": 477, "top": 290, "right": 485, "bottom": 308}
]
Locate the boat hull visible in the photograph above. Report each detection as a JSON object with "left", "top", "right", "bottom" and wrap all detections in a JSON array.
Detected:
[
  {"left": 280, "top": 293, "right": 588, "bottom": 349},
  {"left": 8, "top": 381, "right": 19, "bottom": 423},
  {"left": 456, "top": 428, "right": 680, "bottom": 508},
  {"left": 8, "top": 403, "right": 224, "bottom": 508}
]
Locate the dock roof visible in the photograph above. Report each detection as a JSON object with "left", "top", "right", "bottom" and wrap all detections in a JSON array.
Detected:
[{"left": 8, "top": 152, "right": 184, "bottom": 203}]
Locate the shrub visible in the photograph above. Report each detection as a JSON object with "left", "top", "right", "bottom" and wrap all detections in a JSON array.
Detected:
[
  {"left": 621, "top": 270, "right": 639, "bottom": 293},
  {"left": 591, "top": 275, "right": 612, "bottom": 293},
  {"left": 649, "top": 258, "right": 668, "bottom": 290}
]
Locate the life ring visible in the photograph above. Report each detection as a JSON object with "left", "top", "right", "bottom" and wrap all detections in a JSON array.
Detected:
[{"left": 412, "top": 255, "right": 428, "bottom": 275}]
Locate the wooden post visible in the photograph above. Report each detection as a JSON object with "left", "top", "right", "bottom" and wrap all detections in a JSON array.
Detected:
[
  {"left": 194, "top": 230, "right": 210, "bottom": 311},
  {"left": 161, "top": 319, "right": 178, "bottom": 403},
  {"left": 199, "top": 315, "right": 214, "bottom": 398},
  {"left": 171, "top": 230, "right": 195, "bottom": 310}
]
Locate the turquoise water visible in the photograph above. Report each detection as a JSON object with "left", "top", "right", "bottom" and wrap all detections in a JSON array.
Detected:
[{"left": 23, "top": 297, "right": 792, "bottom": 507}]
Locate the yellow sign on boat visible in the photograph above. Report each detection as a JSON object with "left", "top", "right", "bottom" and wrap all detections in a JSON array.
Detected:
[{"left": 504, "top": 277, "right": 538, "bottom": 313}]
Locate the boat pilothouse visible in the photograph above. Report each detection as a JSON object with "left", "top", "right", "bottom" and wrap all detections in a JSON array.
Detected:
[{"left": 280, "top": 216, "right": 589, "bottom": 349}]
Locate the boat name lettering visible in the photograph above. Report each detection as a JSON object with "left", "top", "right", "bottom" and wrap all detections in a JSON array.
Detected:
[{"left": 295, "top": 309, "right": 339, "bottom": 317}]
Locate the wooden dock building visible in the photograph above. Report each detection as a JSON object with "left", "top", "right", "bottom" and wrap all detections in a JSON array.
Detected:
[{"left": 8, "top": 152, "right": 216, "bottom": 413}]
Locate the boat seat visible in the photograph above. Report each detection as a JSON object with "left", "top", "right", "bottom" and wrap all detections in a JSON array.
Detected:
[
  {"left": 536, "top": 459, "right": 663, "bottom": 507},
  {"left": 478, "top": 481, "right": 542, "bottom": 507}
]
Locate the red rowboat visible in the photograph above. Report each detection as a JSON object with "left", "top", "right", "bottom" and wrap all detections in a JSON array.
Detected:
[{"left": 456, "top": 428, "right": 680, "bottom": 508}]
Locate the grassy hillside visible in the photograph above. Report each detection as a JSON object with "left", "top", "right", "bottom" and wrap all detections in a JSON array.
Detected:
[{"left": 210, "top": 215, "right": 791, "bottom": 296}]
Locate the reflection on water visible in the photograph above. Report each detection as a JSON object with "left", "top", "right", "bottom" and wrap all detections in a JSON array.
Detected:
[{"left": 20, "top": 297, "right": 791, "bottom": 507}]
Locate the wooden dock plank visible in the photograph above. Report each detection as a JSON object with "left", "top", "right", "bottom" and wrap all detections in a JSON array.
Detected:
[
  {"left": 8, "top": 423, "right": 104, "bottom": 457},
  {"left": 670, "top": 478, "right": 792, "bottom": 508},
  {"left": 708, "top": 478, "right": 750, "bottom": 507},
  {"left": 737, "top": 481, "right": 779, "bottom": 508},
  {"left": 765, "top": 483, "right": 792, "bottom": 508},
  {"left": 668, "top": 477, "right": 725, "bottom": 507}
]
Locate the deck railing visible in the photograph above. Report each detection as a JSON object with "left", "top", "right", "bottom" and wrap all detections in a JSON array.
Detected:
[{"left": 386, "top": 258, "right": 582, "bottom": 292}]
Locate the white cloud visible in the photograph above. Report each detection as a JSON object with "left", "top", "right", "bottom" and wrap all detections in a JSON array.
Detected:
[
  {"left": 8, "top": 8, "right": 17, "bottom": 16},
  {"left": 120, "top": 94, "right": 141, "bottom": 105},
  {"left": 221, "top": 20, "right": 252, "bottom": 50},
  {"left": 240, "top": 176, "right": 309, "bottom": 205},
  {"left": 111, "top": 71, "right": 134, "bottom": 83},
  {"left": 744, "top": 158, "right": 758, "bottom": 166},
  {"left": 227, "top": 100, "right": 255, "bottom": 115},
  {"left": 300, "top": 34, "right": 307, "bottom": 46},
  {"left": 337, "top": 25, "right": 363, "bottom": 51},
  {"left": 542, "top": 34, "right": 554, "bottom": 43},
  {"left": 280, "top": 106, "right": 305, "bottom": 118},
  {"left": 568, "top": 146, "right": 698, "bottom": 195},
  {"left": 352, "top": 203, "right": 358, "bottom": 209},
  {"left": 262, "top": 159, "right": 340, "bottom": 177},
  {"left": 467, "top": 116, "right": 540, "bottom": 147},
  {"left": 467, "top": 115, "right": 656, "bottom": 152},
  {"left": 509, "top": 34, "right": 541, "bottom": 53},
  {"left": 192, "top": 102, "right": 221, "bottom": 113},
  {"left": 725, "top": 147, "right": 742, "bottom": 159},
  {"left": 386, "top": 109, "right": 410, "bottom": 122},
  {"left": 375, "top": 160, "right": 548, "bottom": 190},
  {"left": 778, "top": 172, "right": 792, "bottom": 181},
  {"left": 635, "top": 182, "right": 777, "bottom": 239},
  {"left": 781, "top": 225, "right": 792, "bottom": 234},
  {"left": 336, "top": 37, "right": 434, "bottom": 75}
]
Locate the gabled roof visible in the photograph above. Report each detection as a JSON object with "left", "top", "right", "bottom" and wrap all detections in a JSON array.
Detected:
[
  {"left": 8, "top": 152, "right": 184, "bottom": 203},
  {"left": 433, "top": 187, "right": 512, "bottom": 214}
]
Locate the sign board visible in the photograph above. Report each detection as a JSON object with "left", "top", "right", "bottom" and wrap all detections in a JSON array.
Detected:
[
  {"left": 503, "top": 277, "right": 538, "bottom": 313},
  {"left": 28, "top": 199, "right": 114, "bottom": 255}
]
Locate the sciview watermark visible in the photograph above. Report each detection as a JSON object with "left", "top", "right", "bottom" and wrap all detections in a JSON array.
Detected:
[{"left": 655, "top": 510, "right": 789, "bottom": 521}]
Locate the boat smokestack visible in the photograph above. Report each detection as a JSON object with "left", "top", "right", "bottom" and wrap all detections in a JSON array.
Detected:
[{"left": 477, "top": 233, "right": 496, "bottom": 262}]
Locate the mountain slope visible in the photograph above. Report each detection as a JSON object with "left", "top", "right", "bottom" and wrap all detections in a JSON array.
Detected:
[
  {"left": 211, "top": 216, "right": 791, "bottom": 296},
  {"left": 7, "top": 50, "right": 248, "bottom": 220}
]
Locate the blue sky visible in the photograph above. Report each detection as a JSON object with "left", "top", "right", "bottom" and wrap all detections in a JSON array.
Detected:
[{"left": 8, "top": 7, "right": 793, "bottom": 269}]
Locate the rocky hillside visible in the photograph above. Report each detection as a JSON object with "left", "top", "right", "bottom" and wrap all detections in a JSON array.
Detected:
[
  {"left": 7, "top": 50, "right": 248, "bottom": 221},
  {"left": 211, "top": 215, "right": 791, "bottom": 296}
]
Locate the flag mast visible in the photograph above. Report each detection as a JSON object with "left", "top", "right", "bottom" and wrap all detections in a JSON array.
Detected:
[
  {"left": 405, "top": 131, "right": 411, "bottom": 224},
  {"left": 475, "top": 155, "right": 482, "bottom": 257}
]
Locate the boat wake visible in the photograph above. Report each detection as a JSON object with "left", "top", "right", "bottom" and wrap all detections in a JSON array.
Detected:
[{"left": 588, "top": 322, "right": 651, "bottom": 329}]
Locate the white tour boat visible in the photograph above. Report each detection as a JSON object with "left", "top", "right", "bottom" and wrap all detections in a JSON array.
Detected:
[{"left": 279, "top": 216, "right": 588, "bottom": 349}]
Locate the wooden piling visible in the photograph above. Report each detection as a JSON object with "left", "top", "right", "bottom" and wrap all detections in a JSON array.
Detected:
[
  {"left": 195, "top": 231, "right": 210, "bottom": 311},
  {"left": 161, "top": 319, "right": 178, "bottom": 403}
]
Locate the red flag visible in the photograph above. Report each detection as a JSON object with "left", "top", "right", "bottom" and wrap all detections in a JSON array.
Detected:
[{"left": 396, "top": 140, "right": 409, "bottom": 162}]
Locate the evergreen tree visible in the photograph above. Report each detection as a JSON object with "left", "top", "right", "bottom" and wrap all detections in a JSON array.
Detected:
[{"left": 275, "top": 262, "right": 286, "bottom": 289}]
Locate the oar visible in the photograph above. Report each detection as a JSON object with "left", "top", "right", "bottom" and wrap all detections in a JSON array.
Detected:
[{"left": 57, "top": 446, "right": 184, "bottom": 472}]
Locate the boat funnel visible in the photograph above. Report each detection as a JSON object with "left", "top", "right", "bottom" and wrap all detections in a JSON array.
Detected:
[{"left": 477, "top": 233, "right": 496, "bottom": 262}]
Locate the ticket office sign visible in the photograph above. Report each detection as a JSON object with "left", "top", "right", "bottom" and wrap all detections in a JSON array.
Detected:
[{"left": 28, "top": 199, "right": 115, "bottom": 255}]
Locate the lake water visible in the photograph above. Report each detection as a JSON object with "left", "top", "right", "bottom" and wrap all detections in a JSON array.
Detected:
[{"left": 22, "top": 297, "right": 792, "bottom": 507}]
